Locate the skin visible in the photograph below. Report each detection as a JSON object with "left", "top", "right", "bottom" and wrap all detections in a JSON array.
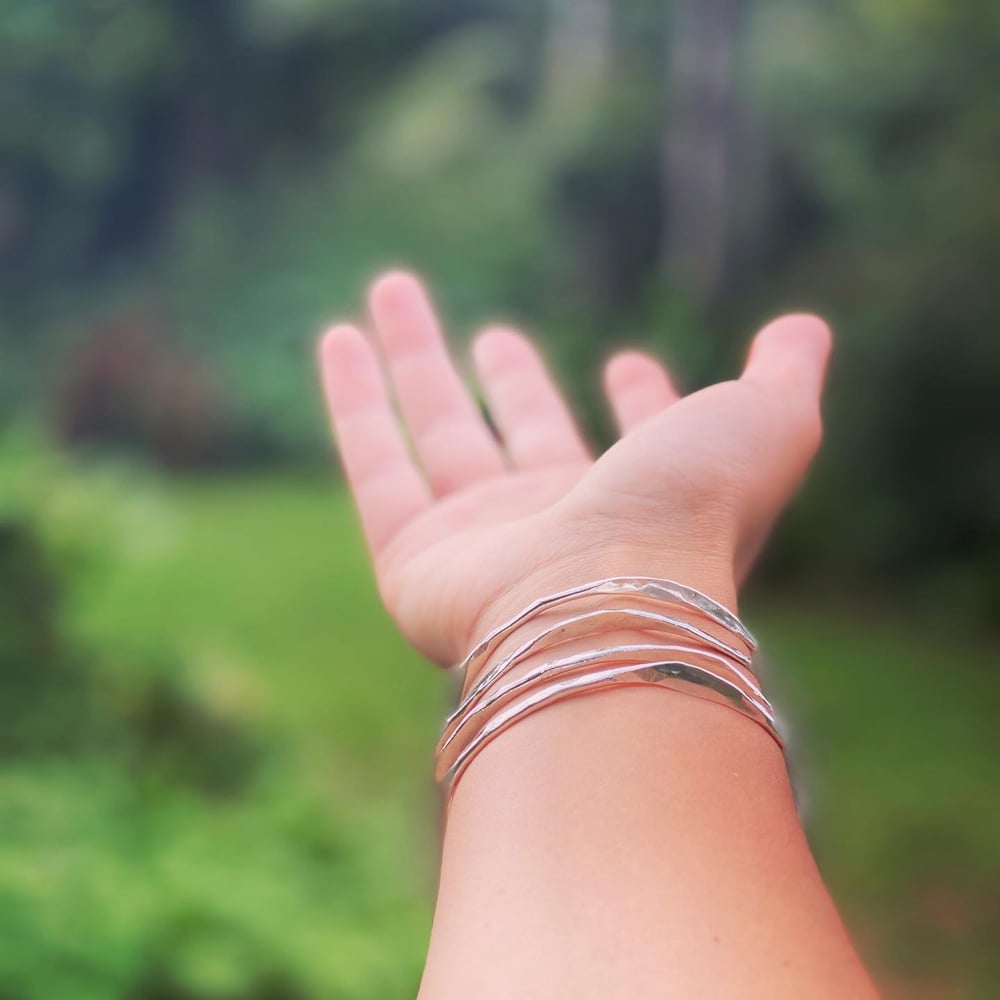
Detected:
[{"left": 318, "top": 271, "right": 880, "bottom": 999}]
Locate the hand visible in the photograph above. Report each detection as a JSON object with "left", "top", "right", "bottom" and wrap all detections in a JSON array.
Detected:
[{"left": 318, "top": 271, "right": 830, "bottom": 674}]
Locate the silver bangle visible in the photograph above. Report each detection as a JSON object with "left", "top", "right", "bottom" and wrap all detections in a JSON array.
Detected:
[
  {"left": 442, "top": 658, "right": 783, "bottom": 800},
  {"left": 452, "top": 576, "right": 752, "bottom": 700},
  {"left": 452, "top": 603, "right": 755, "bottom": 727},
  {"left": 437, "top": 578, "right": 773, "bottom": 804},
  {"left": 437, "top": 640, "right": 771, "bottom": 777}
]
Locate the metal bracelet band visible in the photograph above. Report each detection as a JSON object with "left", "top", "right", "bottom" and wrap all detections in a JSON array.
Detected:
[
  {"left": 443, "top": 619, "right": 759, "bottom": 759},
  {"left": 451, "top": 576, "right": 754, "bottom": 698},
  {"left": 452, "top": 577, "right": 754, "bottom": 684},
  {"left": 436, "top": 642, "right": 772, "bottom": 781},
  {"left": 450, "top": 604, "right": 755, "bottom": 730},
  {"left": 441, "top": 641, "right": 770, "bottom": 761},
  {"left": 442, "top": 659, "right": 784, "bottom": 801}
]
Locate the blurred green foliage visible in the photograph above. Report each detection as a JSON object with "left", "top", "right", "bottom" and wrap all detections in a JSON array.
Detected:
[
  {"left": 0, "top": 436, "right": 443, "bottom": 998},
  {"left": 0, "top": 436, "right": 996, "bottom": 997},
  {"left": 1, "top": 0, "right": 997, "bottom": 613},
  {"left": 1, "top": 1, "right": 999, "bottom": 996}
]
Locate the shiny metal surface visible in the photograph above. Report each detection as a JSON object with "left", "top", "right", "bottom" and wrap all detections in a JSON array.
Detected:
[
  {"left": 452, "top": 604, "right": 755, "bottom": 726},
  {"left": 442, "top": 658, "right": 784, "bottom": 802},
  {"left": 450, "top": 577, "right": 755, "bottom": 688},
  {"left": 438, "top": 577, "right": 774, "bottom": 807},
  {"left": 437, "top": 640, "right": 771, "bottom": 778}
]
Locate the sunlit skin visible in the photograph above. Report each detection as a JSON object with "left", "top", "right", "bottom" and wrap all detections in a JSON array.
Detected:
[
  {"left": 319, "top": 271, "right": 827, "bottom": 674},
  {"left": 318, "top": 272, "right": 879, "bottom": 999}
]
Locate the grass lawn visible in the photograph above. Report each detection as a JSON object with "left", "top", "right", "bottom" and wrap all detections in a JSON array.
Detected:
[{"left": 47, "top": 475, "right": 1000, "bottom": 998}]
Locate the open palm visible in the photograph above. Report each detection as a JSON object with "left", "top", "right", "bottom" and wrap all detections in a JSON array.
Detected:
[{"left": 319, "top": 272, "right": 830, "bottom": 669}]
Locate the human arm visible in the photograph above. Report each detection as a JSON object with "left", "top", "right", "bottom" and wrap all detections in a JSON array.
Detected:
[{"left": 317, "top": 271, "right": 880, "bottom": 999}]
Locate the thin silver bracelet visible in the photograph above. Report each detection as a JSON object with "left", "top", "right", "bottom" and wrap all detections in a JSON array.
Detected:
[
  {"left": 438, "top": 578, "right": 773, "bottom": 803},
  {"left": 442, "top": 658, "right": 783, "bottom": 800},
  {"left": 451, "top": 577, "right": 754, "bottom": 713},
  {"left": 437, "top": 640, "right": 772, "bottom": 777}
]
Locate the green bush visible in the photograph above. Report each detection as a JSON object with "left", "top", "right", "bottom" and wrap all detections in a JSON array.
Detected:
[{"left": 0, "top": 438, "right": 432, "bottom": 998}]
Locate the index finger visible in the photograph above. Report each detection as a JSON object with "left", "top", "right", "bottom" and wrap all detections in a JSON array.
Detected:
[{"left": 318, "top": 323, "right": 432, "bottom": 556}]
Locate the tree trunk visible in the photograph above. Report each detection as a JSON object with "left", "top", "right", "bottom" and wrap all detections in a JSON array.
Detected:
[
  {"left": 546, "top": 0, "right": 612, "bottom": 106},
  {"left": 661, "top": 0, "right": 746, "bottom": 304}
]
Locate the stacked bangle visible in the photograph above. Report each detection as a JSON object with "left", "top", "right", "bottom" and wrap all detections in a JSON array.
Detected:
[{"left": 436, "top": 577, "right": 781, "bottom": 805}]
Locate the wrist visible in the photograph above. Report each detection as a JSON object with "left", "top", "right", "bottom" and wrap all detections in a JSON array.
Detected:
[
  {"left": 460, "top": 549, "right": 739, "bottom": 693},
  {"left": 447, "top": 653, "right": 788, "bottom": 828}
]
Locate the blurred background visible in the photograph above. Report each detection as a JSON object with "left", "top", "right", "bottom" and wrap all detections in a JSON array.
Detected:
[{"left": 1, "top": 1, "right": 998, "bottom": 997}]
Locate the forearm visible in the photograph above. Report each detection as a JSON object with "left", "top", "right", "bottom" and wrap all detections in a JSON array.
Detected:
[
  {"left": 319, "top": 273, "right": 871, "bottom": 996},
  {"left": 420, "top": 630, "right": 878, "bottom": 999}
]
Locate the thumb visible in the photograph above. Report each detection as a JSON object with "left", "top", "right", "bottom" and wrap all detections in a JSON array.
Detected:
[
  {"left": 741, "top": 313, "right": 833, "bottom": 415},
  {"left": 731, "top": 315, "right": 833, "bottom": 579}
]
